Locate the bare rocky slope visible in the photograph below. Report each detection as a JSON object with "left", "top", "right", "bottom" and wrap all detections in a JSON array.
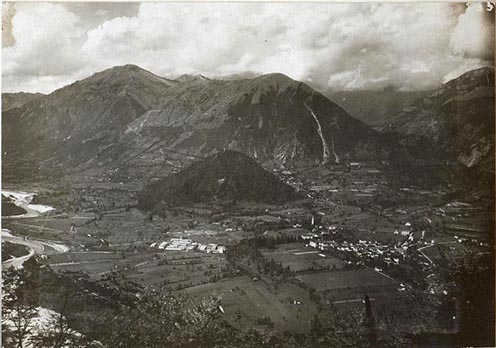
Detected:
[{"left": 380, "top": 67, "right": 495, "bottom": 169}]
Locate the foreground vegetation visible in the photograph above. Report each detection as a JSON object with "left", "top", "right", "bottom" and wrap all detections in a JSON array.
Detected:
[
  {"left": 3, "top": 244, "right": 494, "bottom": 348},
  {"left": 2, "top": 256, "right": 413, "bottom": 348}
]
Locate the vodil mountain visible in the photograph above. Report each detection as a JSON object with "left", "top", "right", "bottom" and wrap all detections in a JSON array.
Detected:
[
  {"left": 3, "top": 64, "right": 407, "bottom": 183},
  {"left": 2, "top": 64, "right": 494, "bottom": 188}
]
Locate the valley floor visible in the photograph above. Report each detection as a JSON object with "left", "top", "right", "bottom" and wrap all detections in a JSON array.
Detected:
[{"left": 2, "top": 161, "right": 494, "bottom": 347}]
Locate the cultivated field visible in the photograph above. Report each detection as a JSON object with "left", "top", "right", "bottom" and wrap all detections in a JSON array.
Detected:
[
  {"left": 260, "top": 243, "right": 345, "bottom": 272},
  {"left": 45, "top": 249, "right": 232, "bottom": 289},
  {"left": 296, "top": 268, "right": 401, "bottom": 307},
  {"left": 184, "top": 275, "right": 318, "bottom": 333},
  {"left": 296, "top": 268, "right": 397, "bottom": 291}
]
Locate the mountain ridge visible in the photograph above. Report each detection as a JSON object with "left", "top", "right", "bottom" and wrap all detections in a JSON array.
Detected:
[
  {"left": 2, "top": 92, "right": 45, "bottom": 112},
  {"left": 381, "top": 66, "right": 495, "bottom": 168},
  {"left": 1, "top": 64, "right": 447, "bottom": 182}
]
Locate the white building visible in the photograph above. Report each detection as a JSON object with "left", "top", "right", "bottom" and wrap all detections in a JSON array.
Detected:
[{"left": 215, "top": 246, "right": 226, "bottom": 254}]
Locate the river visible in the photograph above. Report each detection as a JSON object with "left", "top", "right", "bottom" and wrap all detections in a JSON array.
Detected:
[
  {"left": 2, "top": 189, "right": 55, "bottom": 218},
  {"left": 2, "top": 189, "right": 68, "bottom": 269}
]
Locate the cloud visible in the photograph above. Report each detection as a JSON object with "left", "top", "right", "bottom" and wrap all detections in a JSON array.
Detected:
[
  {"left": 450, "top": 3, "right": 495, "bottom": 60},
  {"left": 2, "top": 2, "right": 494, "bottom": 93},
  {"left": 2, "top": 3, "right": 16, "bottom": 47},
  {"left": 2, "top": 3, "right": 90, "bottom": 92}
]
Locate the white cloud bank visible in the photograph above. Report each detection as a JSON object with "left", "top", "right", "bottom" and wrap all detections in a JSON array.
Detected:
[{"left": 2, "top": 2, "right": 494, "bottom": 93}]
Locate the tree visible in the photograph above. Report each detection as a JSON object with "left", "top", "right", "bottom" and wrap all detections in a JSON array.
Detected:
[
  {"left": 2, "top": 266, "right": 39, "bottom": 348},
  {"left": 29, "top": 306, "right": 100, "bottom": 348},
  {"left": 91, "top": 290, "right": 229, "bottom": 348},
  {"left": 455, "top": 251, "right": 495, "bottom": 346}
]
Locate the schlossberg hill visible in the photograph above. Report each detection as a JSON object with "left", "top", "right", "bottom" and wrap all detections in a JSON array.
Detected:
[{"left": 138, "top": 150, "right": 302, "bottom": 210}]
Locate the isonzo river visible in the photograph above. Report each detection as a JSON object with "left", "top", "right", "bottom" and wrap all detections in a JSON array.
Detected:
[{"left": 2, "top": 190, "right": 69, "bottom": 269}]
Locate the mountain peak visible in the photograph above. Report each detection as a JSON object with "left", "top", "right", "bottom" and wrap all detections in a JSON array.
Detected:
[
  {"left": 109, "top": 64, "right": 147, "bottom": 72},
  {"left": 95, "top": 64, "right": 153, "bottom": 77},
  {"left": 255, "top": 72, "right": 296, "bottom": 85},
  {"left": 244, "top": 72, "right": 303, "bottom": 95},
  {"left": 79, "top": 64, "right": 177, "bottom": 88},
  {"left": 259, "top": 72, "right": 294, "bottom": 80}
]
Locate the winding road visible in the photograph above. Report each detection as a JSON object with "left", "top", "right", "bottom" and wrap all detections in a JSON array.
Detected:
[{"left": 417, "top": 241, "right": 458, "bottom": 264}]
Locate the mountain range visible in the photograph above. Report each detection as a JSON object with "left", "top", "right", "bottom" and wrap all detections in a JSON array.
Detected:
[
  {"left": 2, "top": 64, "right": 403, "bottom": 182},
  {"left": 2, "top": 64, "right": 494, "bottom": 184}
]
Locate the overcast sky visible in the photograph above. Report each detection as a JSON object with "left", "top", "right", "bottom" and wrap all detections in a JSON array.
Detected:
[{"left": 2, "top": 2, "right": 494, "bottom": 94}]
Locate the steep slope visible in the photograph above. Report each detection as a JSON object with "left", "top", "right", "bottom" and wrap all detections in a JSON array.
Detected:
[
  {"left": 2, "top": 92, "right": 45, "bottom": 111},
  {"left": 381, "top": 67, "right": 495, "bottom": 168},
  {"left": 327, "top": 89, "right": 430, "bottom": 126},
  {"left": 123, "top": 72, "right": 394, "bottom": 167},
  {"left": 3, "top": 65, "right": 401, "bottom": 182},
  {"left": 138, "top": 150, "right": 301, "bottom": 208},
  {"left": 2, "top": 65, "right": 176, "bottom": 176}
]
